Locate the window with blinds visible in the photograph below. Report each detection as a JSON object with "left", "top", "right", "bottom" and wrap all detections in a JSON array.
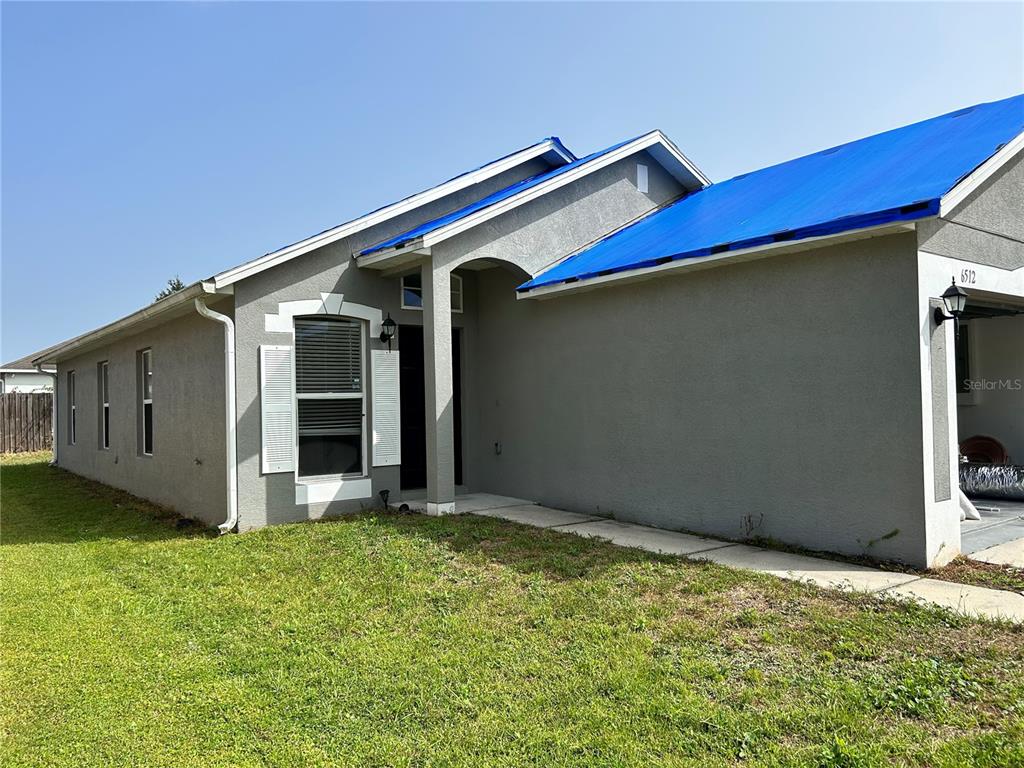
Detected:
[{"left": 294, "top": 317, "right": 365, "bottom": 477}]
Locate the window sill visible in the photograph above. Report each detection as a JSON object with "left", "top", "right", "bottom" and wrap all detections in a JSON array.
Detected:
[{"left": 295, "top": 476, "right": 372, "bottom": 505}]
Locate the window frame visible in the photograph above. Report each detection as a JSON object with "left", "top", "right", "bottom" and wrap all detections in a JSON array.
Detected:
[
  {"left": 139, "top": 348, "right": 153, "bottom": 456},
  {"left": 293, "top": 316, "right": 368, "bottom": 482},
  {"left": 98, "top": 361, "right": 110, "bottom": 450},
  {"left": 400, "top": 272, "right": 463, "bottom": 313},
  {"left": 68, "top": 370, "right": 76, "bottom": 445}
]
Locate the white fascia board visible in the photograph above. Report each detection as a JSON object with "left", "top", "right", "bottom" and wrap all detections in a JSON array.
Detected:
[
  {"left": 517, "top": 221, "right": 919, "bottom": 300},
  {"left": 357, "top": 246, "right": 431, "bottom": 270},
  {"left": 211, "top": 139, "right": 574, "bottom": 289},
  {"left": 356, "top": 132, "right": 710, "bottom": 268},
  {"left": 939, "top": 130, "right": 1024, "bottom": 217},
  {"left": 647, "top": 129, "right": 711, "bottom": 188},
  {"left": 418, "top": 132, "right": 701, "bottom": 248},
  {"left": 31, "top": 281, "right": 217, "bottom": 365}
]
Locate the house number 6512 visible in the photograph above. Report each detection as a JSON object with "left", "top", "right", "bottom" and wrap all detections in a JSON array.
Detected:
[{"left": 959, "top": 267, "right": 977, "bottom": 285}]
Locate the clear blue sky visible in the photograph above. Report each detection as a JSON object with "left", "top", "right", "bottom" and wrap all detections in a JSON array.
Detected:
[{"left": 2, "top": 1, "right": 1022, "bottom": 362}]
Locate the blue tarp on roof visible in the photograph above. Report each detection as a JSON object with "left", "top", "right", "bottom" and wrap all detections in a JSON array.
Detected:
[
  {"left": 359, "top": 136, "right": 641, "bottom": 256},
  {"left": 521, "top": 94, "right": 1024, "bottom": 291}
]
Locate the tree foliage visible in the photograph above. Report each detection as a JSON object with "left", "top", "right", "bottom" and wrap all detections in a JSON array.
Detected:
[{"left": 154, "top": 276, "right": 187, "bottom": 301}]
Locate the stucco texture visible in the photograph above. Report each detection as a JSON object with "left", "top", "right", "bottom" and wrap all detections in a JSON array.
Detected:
[
  {"left": 55, "top": 309, "right": 229, "bottom": 527},
  {"left": 471, "top": 234, "right": 932, "bottom": 565},
  {"left": 230, "top": 149, "right": 675, "bottom": 528},
  {"left": 919, "top": 152, "right": 1024, "bottom": 269}
]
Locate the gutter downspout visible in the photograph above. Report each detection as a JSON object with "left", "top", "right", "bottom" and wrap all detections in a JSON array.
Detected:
[
  {"left": 194, "top": 297, "right": 238, "bottom": 534},
  {"left": 35, "top": 364, "right": 57, "bottom": 466}
]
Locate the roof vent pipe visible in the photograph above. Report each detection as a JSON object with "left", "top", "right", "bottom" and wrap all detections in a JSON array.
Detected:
[{"left": 194, "top": 297, "right": 238, "bottom": 534}]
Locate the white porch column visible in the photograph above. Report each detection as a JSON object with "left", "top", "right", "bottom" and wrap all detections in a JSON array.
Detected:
[{"left": 421, "top": 261, "right": 456, "bottom": 514}]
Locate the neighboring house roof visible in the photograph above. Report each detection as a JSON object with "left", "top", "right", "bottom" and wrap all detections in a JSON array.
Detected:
[
  {"left": 357, "top": 130, "right": 710, "bottom": 264},
  {"left": 210, "top": 136, "right": 576, "bottom": 288},
  {"left": 520, "top": 94, "right": 1024, "bottom": 293},
  {"left": 1, "top": 354, "right": 56, "bottom": 373}
]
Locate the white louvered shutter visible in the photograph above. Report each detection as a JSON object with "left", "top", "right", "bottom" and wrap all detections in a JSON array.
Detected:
[
  {"left": 371, "top": 350, "right": 401, "bottom": 467},
  {"left": 260, "top": 345, "right": 296, "bottom": 474}
]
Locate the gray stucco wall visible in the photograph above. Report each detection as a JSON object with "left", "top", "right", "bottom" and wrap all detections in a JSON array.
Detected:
[
  {"left": 471, "top": 233, "right": 932, "bottom": 565},
  {"left": 434, "top": 151, "right": 683, "bottom": 276},
  {"left": 54, "top": 308, "right": 229, "bottom": 526},
  {"left": 918, "top": 152, "right": 1024, "bottom": 269},
  {"left": 230, "top": 147, "right": 681, "bottom": 529},
  {"left": 232, "top": 240, "right": 481, "bottom": 530},
  {"left": 929, "top": 299, "right": 951, "bottom": 502}
]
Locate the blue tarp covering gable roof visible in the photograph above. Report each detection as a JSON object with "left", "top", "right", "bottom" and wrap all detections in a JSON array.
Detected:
[
  {"left": 358, "top": 135, "right": 641, "bottom": 257},
  {"left": 521, "top": 94, "right": 1024, "bottom": 291}
]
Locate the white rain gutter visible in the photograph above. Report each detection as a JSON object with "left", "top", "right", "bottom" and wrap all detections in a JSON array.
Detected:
[
  {"left": 194, "top": 297, "right": 238, "bottom": 534},
  {"left": 35, "top": 364, "right": 58, "bottom": 466}
]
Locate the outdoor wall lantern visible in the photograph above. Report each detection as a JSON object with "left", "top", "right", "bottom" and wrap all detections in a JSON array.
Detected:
[
  {"left": 934, "top": 278, "right": 968, "bottom": 327},
  {"left": 379, "top": 313, "right": 397, "bottom": 351}
]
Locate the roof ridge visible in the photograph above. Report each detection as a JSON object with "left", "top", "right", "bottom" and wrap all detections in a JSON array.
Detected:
[{"left": 718, "top": 92, "right": 1024, "bottom": 187}]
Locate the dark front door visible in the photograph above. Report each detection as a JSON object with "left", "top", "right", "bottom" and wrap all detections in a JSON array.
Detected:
[{"left": 399, "top": 326, "right": 462, "bottom": 489}]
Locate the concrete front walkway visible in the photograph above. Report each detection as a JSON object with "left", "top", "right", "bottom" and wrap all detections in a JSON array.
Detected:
[
  {"left": 970, "top": 538, "right": 1024, "bottom": 568},
  {"left": 468, "top": 501, "right": 1024, "bottom": 624}
]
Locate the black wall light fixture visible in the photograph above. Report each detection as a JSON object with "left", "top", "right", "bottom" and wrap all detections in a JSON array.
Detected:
[
  {"left": 379, "top": 313, "right": 397, "bottom": 351},
  {"left": 934, "top": 278, "right": 968, "bottom": 327}
]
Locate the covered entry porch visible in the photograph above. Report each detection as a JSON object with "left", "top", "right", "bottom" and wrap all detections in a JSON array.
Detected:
[
  {"left": 956, "top": 294, "right": 1024, "bottom": 563},
  {"left": 378, "top": 254, "right": 537, "bottom": 515},
  {"left": 921, "top": 249, "right": 1024, "bottom": 566}
]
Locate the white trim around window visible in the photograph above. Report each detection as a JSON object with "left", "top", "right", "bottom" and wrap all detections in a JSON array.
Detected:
[
  {"left": 99, "top": 361, "right": 110, "bottom": 450},
  {"left": 401, "top": 272, "right": 463, "bottom": 313},
  {"left": 68, "top": 370, "right": 76, "bottom": 445},
  {"left": 140, "top": 348, "right": 153, "bottom": 456},
  {"left": 293, "top": 315, "right": 368, "bottom": 483}
]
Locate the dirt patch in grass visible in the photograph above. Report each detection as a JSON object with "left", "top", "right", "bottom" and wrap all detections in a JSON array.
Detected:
[
  {"left": 744, "top": 535, "right": 1024, "bottom": 595},
  {"left": 924, "top": 557, "right": 1024, "bottom": 594}
]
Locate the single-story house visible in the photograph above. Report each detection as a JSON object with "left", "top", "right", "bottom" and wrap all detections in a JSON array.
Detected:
[
  {"left": 0, "top": 356, "right": 56, "bottom": 394},
  {"left": 32, "top": 94, "right": 1024, "bottom": 568}
]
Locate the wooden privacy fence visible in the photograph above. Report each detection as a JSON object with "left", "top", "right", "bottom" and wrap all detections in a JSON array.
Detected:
[{"left": 1, "top": 393, "right": 53, "bottom": 453}]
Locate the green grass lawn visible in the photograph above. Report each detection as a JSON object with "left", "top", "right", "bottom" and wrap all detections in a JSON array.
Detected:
[{"left": 2, "top": 453, "right": 1023, "bottom": 767}]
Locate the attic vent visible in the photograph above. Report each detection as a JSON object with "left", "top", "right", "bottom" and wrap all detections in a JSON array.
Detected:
[
  {"left": 636, "top": 164, "right": 649, "bottom": 194},
  {"left": 950, "top": 107, "right": 975, "bottom": 118},
  {"left": 820, "top": 147, "right": 841, "bottom": 156}
]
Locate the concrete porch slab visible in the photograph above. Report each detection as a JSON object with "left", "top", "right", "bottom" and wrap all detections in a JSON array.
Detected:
[
  {"left": 552, "top": 519, "right": 733, "bottom": 557},
  {"left": 961, "top": 499, "right": 1024, "bottom": 554},
  {"left": 969, "top": 537, "right": 1024, "bottom": 568},
  {"left": 880, "top": 578, "right": 1024, "bottom": 623},
  {"left": 689, "top": 544, "right": 922, "bottom": 593},
  {"left": 473, "top": 504, "right": 602, "bottom": 528},
  {"left": 402, "top": 493, "right": 533, "bottom": 515}
]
